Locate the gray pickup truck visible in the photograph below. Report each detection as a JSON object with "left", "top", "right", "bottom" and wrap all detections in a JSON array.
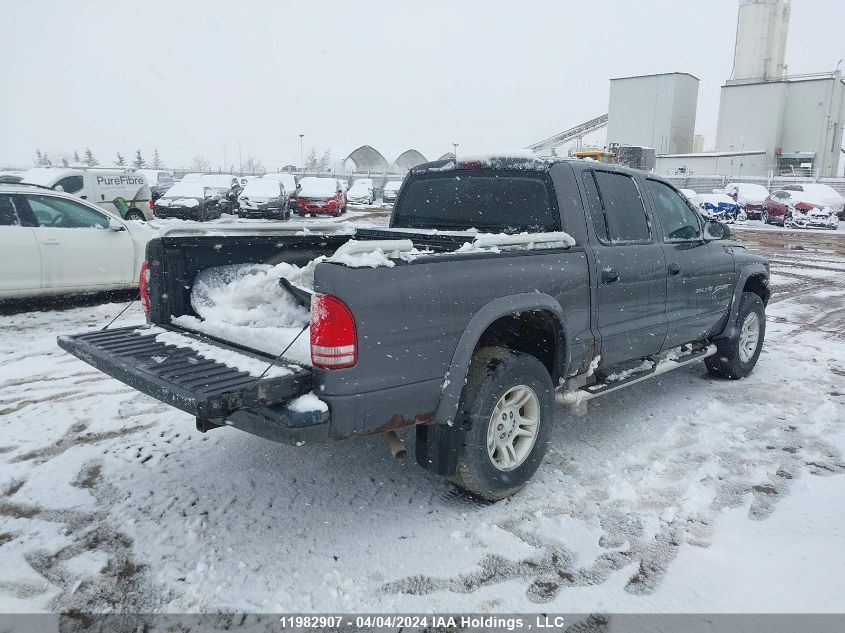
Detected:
[{"left": 58, "top": 156, "right": 770, "bottom": 500}]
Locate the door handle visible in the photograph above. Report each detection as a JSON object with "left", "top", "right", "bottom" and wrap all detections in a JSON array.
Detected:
[
  {"left": 40, "top": 238, "right": 60, "bottom": 245},
  {"left": 668, "top": 263, "right": 681, "bottom": 275},
  {"left": 601, "top": 268, "right": 619, "bottom": 284}
]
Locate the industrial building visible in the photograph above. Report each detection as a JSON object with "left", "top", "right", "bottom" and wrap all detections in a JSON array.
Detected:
[
  {"left": 606, "top": 72, "right": 699, "bottom": 155},
  {"left": 529, "top": 0, "right": 844, "bottom": 179},
  {"left": 655, "top": 0, "right": 845, "bottom": 178}
]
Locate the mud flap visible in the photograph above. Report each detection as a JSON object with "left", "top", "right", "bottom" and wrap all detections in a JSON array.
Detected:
[{"left": 415, "top": 423, "right": 463, "bottom": 476}]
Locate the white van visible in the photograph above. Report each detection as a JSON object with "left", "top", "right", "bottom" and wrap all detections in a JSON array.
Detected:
[{"left": 20, "top": 167, "right": 154, "bottom": 221}]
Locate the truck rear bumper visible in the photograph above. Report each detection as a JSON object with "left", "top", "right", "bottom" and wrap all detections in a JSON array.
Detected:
[{"left": 57, "top": 326, "right": 329, "bottom": 445}]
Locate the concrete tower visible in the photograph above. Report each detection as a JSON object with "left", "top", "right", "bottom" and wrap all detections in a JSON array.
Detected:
[{"left": 730, "top": 0, "right": 791, "bottom": 82}]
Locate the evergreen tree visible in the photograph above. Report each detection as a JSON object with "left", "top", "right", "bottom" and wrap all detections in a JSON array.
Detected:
[
  {"left": 73, "top": 150, "right": 81, "bottom": 163},
  {"left": 115, "top": 152, "right": 127, "bottom": 167},
  {"left": 132, "top": 149, "right": 146, "bottom": 169},
  {"left": 151, "top": 148, "right": 164, "bottom": 169},
  {"left": 83, "top": 147, "right": 98, "bottom": 166}
]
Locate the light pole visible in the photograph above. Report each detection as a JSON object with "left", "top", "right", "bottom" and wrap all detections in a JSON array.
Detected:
[
  {"left": 452, "top": 142, "right": 459, "bottom": 159},
  {"left": 299, "top": 134, "right": 304, "bottom": 171}
]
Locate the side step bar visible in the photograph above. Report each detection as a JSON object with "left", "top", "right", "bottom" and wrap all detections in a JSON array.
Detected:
[{"left": 556, "top": 344, "right": 716, "bottom": 413}]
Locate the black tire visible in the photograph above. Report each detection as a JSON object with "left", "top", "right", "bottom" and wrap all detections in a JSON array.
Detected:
[
  {"left": 761, "top": 209, "right": 770, "bottom": 224},
  {"left": 705, "top": 292, "right": 765, "bottom": 379},
  {"left": 125, "top": 210, "right": 145, "bottom": 222},
  {"left": 449, "top": 347, "right": 554, "bottom": 501}
]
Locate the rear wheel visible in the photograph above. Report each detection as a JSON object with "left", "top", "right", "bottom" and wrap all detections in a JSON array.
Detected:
[
  {"left": 449, "top": 347, "right": 554, "bottom": 500},
  {"left": 125, "top": 210, "right": 145, "bottom": 222},
  {"left": 761, "top": 208, "right": 770, "bottom": 224},
  {"left": 706, "top": 291, "right": 765, "bottom": 379}
]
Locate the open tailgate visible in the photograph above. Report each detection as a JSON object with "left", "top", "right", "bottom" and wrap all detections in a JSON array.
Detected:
[{"left": 57, "top": 326, "right": 312, "bottom": 420}]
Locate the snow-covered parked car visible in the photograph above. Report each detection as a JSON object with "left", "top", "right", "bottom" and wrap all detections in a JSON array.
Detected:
[
  {"left": 781, "top": 183, "right": 845, "bottom": 220},
  {"left": 237, "top": 178, "right": 289, "bottom": 219},
  {"left": 722, "top": 182, "right": 769, "bottom": 220},
  {"left": 383, "top": 180, "right": 402, "bottom": 203},
  {"left": 180, "top": 173, "right": 204, "bottom": 183},
  {"left": 154, "top": 183, "right": 222, "bottom": 221},
  {"left": 690, "top": 193, "right": 745, "bottom": 223},
  {"left": 0, "top": 183, "right": 154, "bottom": 300},
  {"left": 295, "top": 177, "right": 346, "bottom": 216},
  {"left": 200, "top": 174, "right": 241, "bottom": 213},
  {"left": 20, "top": 167, "right": 154, "bottom": 221},
  {"left": 763, "top": 190, "right": 840, "bottom": 229},
  {"left": 347, "top": 178, "right": 374, "bottom": 205},
  {"left": 135, "top": 169, "right": 174, "bottom": 200},
  {"left": 263, "top": 173, "right": 300, "bottom": 209},
  {"left": 679, "top": 188, "right": 697, "bottom": 200}
]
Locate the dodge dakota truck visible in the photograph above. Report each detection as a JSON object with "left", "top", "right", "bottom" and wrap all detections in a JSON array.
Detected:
[{"left": 58, "top": 156, "right": 770, "bottom": 500}]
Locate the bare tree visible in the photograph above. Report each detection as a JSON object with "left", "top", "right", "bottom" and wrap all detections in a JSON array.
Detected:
[
  {"left": 303, "top": 147, "right": 332, "bottom": 172},
  {"left": 243, "top": 155, "right": 264, "bottom": 174},
  {"left": 191, "top": 155, "right": 210, "bottom": 172},
  {"left": 151, "top": 148, "right": 165, "bottom": 169},
  {"left": 132, "top": 149, "right": 146, "bottom": 169},
  {"left": 84, "top": 147, "right": 99, "bottom": 166}
]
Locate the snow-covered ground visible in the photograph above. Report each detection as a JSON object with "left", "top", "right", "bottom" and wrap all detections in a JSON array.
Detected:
[{"left": 0, "top": 223, "right": 843, "bottom": 614}]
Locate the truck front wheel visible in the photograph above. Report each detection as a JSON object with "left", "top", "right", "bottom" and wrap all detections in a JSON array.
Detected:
[
  {"left": 449, "top": 347, "right": 554, "bottom": 501},
  {"left": 705, "top": 291, "right": 766, "bottom": 379}
]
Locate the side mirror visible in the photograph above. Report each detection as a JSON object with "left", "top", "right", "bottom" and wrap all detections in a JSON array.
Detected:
[
  {"left": 108, "top": 218, "right": 126, "bottom": 232},
  {"left": 704, "top": 219, "right": 730, "bottom": 240}
]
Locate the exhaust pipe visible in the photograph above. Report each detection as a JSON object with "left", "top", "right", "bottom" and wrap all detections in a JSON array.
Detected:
[{"left": 384, "top": 431, "right": 407, "bottom": 459}]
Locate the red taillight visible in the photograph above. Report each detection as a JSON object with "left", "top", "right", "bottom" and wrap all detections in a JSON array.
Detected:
[
  {"left": 149, "top": 199, "right": 154, "bottom": 210},
  {"left": 311, "top": 293, "right": 356, "bottom": 369},
  {"left": 139, "top": 261, "right": 151, "bottom": 317}
]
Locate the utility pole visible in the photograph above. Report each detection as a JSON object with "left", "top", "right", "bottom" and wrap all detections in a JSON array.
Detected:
[
  {"left": 452, "top": 142, "right": 459, "bottom": 159},
  {"left": 299, "top": 134, "right": 304, "bottom": 170}
]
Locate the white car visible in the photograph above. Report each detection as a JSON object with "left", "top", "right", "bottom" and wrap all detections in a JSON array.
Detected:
[
  {"left": 20, "top": 167, "right": 154, "bottom": 221},
  {"left": 347, "top": 178, "right": 374, "bottom": 205},
  {"left": 678, "top": 188, "right": 697, "bottom": 200},
  {"left": 0, "top": 184, "right": 154, "bottom": 300},
  {"left": 382, "top": 180, "right": 402, "bottom": 203}
]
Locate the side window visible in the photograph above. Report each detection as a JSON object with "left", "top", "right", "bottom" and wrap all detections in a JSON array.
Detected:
[
  {"left": 0, "top": 195, "right": 20, "bottom": 226},
  {"left": 23, "top": 195, "right": 109, "bottom": 229},
  {"left": 592, "top": 171, "right": 651, "bottom": 243},
  {"left": 581, "top": 172, "right": 608, "bottom": 242},
  {"left": 646, "top": 180, "right": 702, "bottom": 241},
  {"left": 55, "top": 175, "right": 84, "bottom": 194}
]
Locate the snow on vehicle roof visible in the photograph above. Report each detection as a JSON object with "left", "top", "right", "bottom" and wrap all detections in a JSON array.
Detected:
[
  {"left": 298, "top": 177, "right": 338, "bottom": 197},
  {"left": 20, "top": 168, "right": 69, "bottom": 185},
  {"left": 410, "top": 153, "right": 557, "bottom": 174},
  {"left": 241, "top": 179, "right": 282, "bottom": 197},
  {"left": 789, "top": 183, "right": 843, "bottom": 199},
  {"left": 692, "top": 194, "right": 736, "bottom": 205},
  {"left": 200, "top": 174, "right": 237, "bottom": 188},
  {"left": 162, "top": 182, "right": 206, "bottom": 198},
  {"left": 384, "top": 180, "right": 402, "bottom": 190},
  {"left": 263, "top": 173, "right": 297, "bottom": 190},
  {"left": 349, "top": 180, "right": 372, "bottom": 191},
  {"left": 181, "top": 173, "right": 204, "bottom": 182},
  {"left": 729, "top": 182, "right": 769, "bottom": 194}
]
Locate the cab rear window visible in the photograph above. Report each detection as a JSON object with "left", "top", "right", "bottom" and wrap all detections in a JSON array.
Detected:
[{"left": 392, "top": 171, "right": 560, "bottom": 233}]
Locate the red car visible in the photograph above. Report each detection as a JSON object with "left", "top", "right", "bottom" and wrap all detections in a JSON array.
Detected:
[
  {"left": 763, "top": 190, "right": 840, "bottom": 229},
  {"left": 295, "top": 177, "right": 347, "bottom": 216}
]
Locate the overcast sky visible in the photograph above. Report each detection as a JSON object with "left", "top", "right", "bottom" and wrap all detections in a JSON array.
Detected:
[{"left": 2, "top": 0, "right": 843, "bottom": 170}]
